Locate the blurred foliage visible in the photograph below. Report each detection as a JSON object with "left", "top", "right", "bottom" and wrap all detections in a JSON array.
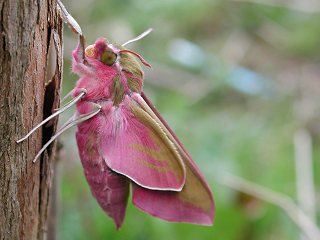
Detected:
[{"left": 58, "top": 0, "right": 320, "bottom": 239}]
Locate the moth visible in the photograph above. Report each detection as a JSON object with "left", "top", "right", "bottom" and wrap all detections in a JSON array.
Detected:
[{"left": 17, "top": 0, "right": 214, "bottom": 229}]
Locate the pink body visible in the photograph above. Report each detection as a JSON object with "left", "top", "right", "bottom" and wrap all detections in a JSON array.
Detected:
[
  {"left": 73, "top": 40, "right": 132, "bottom": 228},
  {"left": 71, "top": 38, "right": 214, "bottom": 228},
  {"left": 76, "top": 131, "right": 129, "bottom": 228}
]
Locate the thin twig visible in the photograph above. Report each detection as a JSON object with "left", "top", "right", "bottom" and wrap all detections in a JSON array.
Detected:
[
  {"left": 294, "top": 129, "right": 316, "bottom": 240},
  {"left": 217, "top": 173, "right": 320, "bottom": 240}
]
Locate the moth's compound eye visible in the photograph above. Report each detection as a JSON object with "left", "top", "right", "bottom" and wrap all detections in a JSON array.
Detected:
[{"left": 101, "top": 51, "right": 117, "bottom": 66}]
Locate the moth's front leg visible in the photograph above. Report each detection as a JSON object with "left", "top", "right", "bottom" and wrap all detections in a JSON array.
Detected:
[
  {"left": 57, "top": 0, "right": 85, "bottom": 63},
  {"left": 57, "top": 0, "right": 96, "bottom": 77}
]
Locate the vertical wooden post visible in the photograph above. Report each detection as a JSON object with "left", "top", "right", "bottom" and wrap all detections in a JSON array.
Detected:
[{"left": 0, "top": 0, "right": 63, "bottom": 239}]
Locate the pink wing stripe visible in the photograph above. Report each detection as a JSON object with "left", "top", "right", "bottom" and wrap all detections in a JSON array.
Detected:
[
  {"left": 140, "top": 92, "right": 214, "bottom": 193},
  {"left": 141, "top": 92, "right": 196, "bottom": 166},
  {"left": 139, "top": 92, "right": 214, "bottom": 189},
  {"left": 98, "top": 96, "right": 186, "bottom": 191}
]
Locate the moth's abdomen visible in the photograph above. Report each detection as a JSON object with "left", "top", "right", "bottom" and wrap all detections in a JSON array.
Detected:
[{"left": 76, "top": 131, "right": 130, "bottom": 229}]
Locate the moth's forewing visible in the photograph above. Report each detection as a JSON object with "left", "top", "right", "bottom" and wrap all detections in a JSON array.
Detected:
[
  {"left": 131, "top": 93, "right": 214, "bottom": 225},
  {"left": 76, "top": 130, "right": 130, "bottom": 229},
  {"left": 98, "top": 95, "right": 186, "bottom": 191}
]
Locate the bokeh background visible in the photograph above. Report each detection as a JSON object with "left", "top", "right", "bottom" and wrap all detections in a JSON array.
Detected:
[{"left": 57, "top": 0, "right": 320, "bottom": 239}]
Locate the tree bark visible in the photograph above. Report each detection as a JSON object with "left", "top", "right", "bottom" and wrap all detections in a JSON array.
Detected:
[{"left": 0, "top": 0, "right": 63, "bottom": 239}]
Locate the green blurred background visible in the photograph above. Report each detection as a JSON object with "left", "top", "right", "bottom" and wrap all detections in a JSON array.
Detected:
[{"left": 57, "top": 0, "right": 320, "bottom": 239}]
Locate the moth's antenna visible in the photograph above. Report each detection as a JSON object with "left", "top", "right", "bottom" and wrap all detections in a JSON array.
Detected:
[{"left": 122, "top": 28, "right": 153, "bottom": 47}]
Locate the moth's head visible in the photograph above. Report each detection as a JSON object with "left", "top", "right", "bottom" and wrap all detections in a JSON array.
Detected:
[
  {"left": 84, "top": 37, "right": 151, "bottom": 79},
  {"left": 85, "top": 38, "right": 119, "bottom": 66}
]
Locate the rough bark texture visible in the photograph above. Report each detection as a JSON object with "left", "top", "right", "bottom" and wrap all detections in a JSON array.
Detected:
[{"left": 0, "top": 0, "right": 63, "bottom": 239}]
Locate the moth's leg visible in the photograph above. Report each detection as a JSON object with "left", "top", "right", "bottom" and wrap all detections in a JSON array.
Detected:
[
  {"left": 54, "top": 88, "right": 85, "bottom": 111},
  {"left": 57, "top": 0, "right": 85, "bottom": 63},
  {"left": 57, "top": 113, "right": 76, "bottom": 130},
  {"left": 54, "top": 88, "right": 75, "bottom": 111},
  {"left": 16, "top": 89, "right": 87, "bottom": 143},
  {"left": 33, "top": 102, "right": 102, "bottom": 163}
]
